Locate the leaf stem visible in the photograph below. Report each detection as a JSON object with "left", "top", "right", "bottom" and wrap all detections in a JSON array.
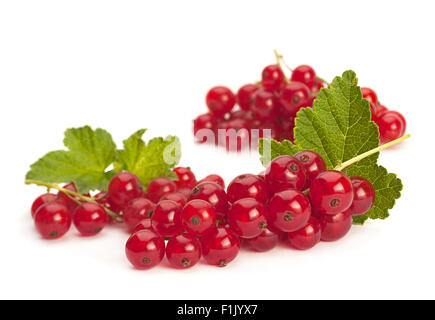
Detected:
[{"left": 334, "top": 134, "right": 411, "bottom": 171}]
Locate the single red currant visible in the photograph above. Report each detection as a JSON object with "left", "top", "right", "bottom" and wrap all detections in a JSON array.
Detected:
[
  {"left": 315, "top": 210, "right": 353, "bottom": 242},
  {"left": 280, "top": 82, "right": 312, "bottom": 116},
  {"left": 189, "top": 182, "right": 229, "bottom": 219},
  {"left": 261, "top": 65, "right": 285, "bottom": 91},
  {"left": 376, "top": 104, "right": 388, "bottom": 118},
  {"left": 246, "top": 228, "right": 278, "bottom": 252},
  {"left": 166, "top": 234, "right": 201, "bottom": 269},
  {"left": 31, "top": 193, "right": 58, "bottom": 218},
  {"left": 310, "top": 170, "right": 354, "bottom": 215},
  {"left": 287, "top": 217, "right": 321, "bottom": 250},
  {"left": 264, "top": 155, "right": 307, "bottom": 192},
  {"left": 377, "top": 110, "right": 406, "bottom": 143},
  {"left": 173, "top": 167, "right": 197, "bottom": 189},
  {"left": 123, "top": 198, "right": 156, "bottom": 231},
  {"left": 311, "top": 78, "right": 325, "bottom": 93},
  {"left": 291, "top": 65, "right": 316, "bottom": 88},
  {"left": 34, "top": 202, "right": 71, "bottom": 239},
  {"left": 206, "top": 86, "right": 236, "bottom": 117},
  {"left": 348, "top": 177, "right": 375, "bottom": 216},
  {"left": 251, "top": 89, "right": 279, "bottom": 120},
  {"left": 108, "top": 172, "right": 143, "bottom": 208},
  {"left": 198, "top": 174, "right": 225, "bottom": 189},
  {"left": 201, "top": 227, "right": 240, "bottom": 267},
  {"left": 181, "top": 199, "right": 217, "bottom": 236},
  {"left": 268, "top": 189, "right": 311, "bottom": 233},
  {"left": 151, "top": 200, "right": 183, "bottom": 238},
  {"left": 57, "top": 183, "right": 80, "bottom": 213},
  {"left": 369, "top": 101, "right": 377, "bottom": 121},
  {"left": 361, "top": 87, "right": 378, "bottom": 105},
  {"left": 227, "top": 198, "right": 268, "bottom": 239},
  {"left": 294, "top": 150, "right": 327, "bottom": 189},
  {"left": 160, "top": 192, "right": 188, "bottom": 207},
  {"left": 95, "top": 191, "right": 122, "bottom": 215},
  {"left": 146, "top": 177, "right": 176, "bottom": 203},
  {"left": 237, "top": 84, "right": 260, "bottom": 111},
  {"left": 177, "top": 188, "right": 192, "bottom": 198},
  {"left": 194, "top": 113, "right": 216, "bottom": 143},
  {"left": 227, "top": 174, "right": 269, "bottom": 204},
  {"left": 125, "top": 230, "right": 165, "bottom": 269},
  {"left": 130, "top": 219, "right": 152, "bottom": 234},
  {"left": 217, "top": 118, "right": 251, "bottom": 152},
  {"left": 73, "top": 202, "right": 107, "bottom": 236}
]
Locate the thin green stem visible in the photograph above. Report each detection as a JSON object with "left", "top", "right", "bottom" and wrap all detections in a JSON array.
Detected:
[{"left": 273, "top": 49, "right": 289, "bottom": 84}]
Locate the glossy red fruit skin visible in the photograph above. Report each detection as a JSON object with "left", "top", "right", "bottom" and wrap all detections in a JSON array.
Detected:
[
  {"left": 237, "top": 84, "right": 260, "bottom": 111},
  {"left": 194, "top": 113, "right": 216, "bottom": 143},
  {"left": 287, "top": 217, "right": 321, "bottom": 250},
  {"left": 166, "top": 234, "right": 201, "bottom": 269},
  {"left": 201, "top": 227, "right": 240, "bottom": 267},
  {"left": 146, "top": 177, "right": 176, "bottom": 203},
  {"left": 294, "top": 150, "right": 327, "bottom": 189},
  {"left": 315, "top": 210, "right": 353, "bottom": 242},
  {"left": 264, "top": 155, "right": 307, "bottom": 193},
  {"left": 361, "top": 87, "right": 378, "bottom": 105},
  {"left": 108, "top": 172, "right": 143, "bottom": 208},
  {"left": 217, "top": 118, "right": 251, "bottom": 152},
  {"left": 173, "top": 167, "right": 197, "bottom": 189},
  {"left": 123, "top": 198, "right": 156, "bottom": 232},
  {"left": 198, "top": 174, "right": 225, "bottom": 189},
  {"left": 227, "top": 174, "right": 269, "bottom": 204},
  {"left": 369, "top": 102, "right": 377, "bottom": 121},
  {"left": 227, "top": 198, "right": 268, "bottom": 239},
  {"left": 160, "top": 192, "right": 188, "bottom": 207},
  {"left": 206, "top": 86, "right": 236, "bottom": 117},
  {"left": 261, "top": 65, "right": 285, "bottom": 91},
  {"left": 377, "top": 110, "right": 406, "bottom": 143},
  {"left": 310, "top": 170, "right": 354, "bottom": 215},
  {"left": 252, "top": 89, "right": 279, "bottom": 120},
  {"left": 349, "top": 177, "right": 375, "bottom": 216},
  {"left": 181, "top": 199, "right": 217, "bottom": 236},
  {"left": 130, "top": 219, "right": 152, "bottom": 234},
  {"left": 95, "top": 191, "right": 122, "bottom": 215},
  {"left": 247, "top": 228, "right": 278, "bottom": 252},
  {"left": 268, "top": 189, "right": 311, "bottom": 233},
  {"left": 34, "top": 202, "right": 71, "bottom": 239},
  {"left": 57, "top": 183, "right": 80, "bottom": 213},
  {"left": 280, "top": 82, "right": 312, "bottom": 116},
  {"left": 376, "top": 104, "right": 388, "bottom": 118},
  {"left": 189, "top": 182, "right": 229, "bottom": 219},
  {"left": 311, "top": 78, "right": 325, "bottom": 93},
  {"left": 31, "top": 193, "right": 58, "bottom": 218},
  {"left": 73, "top": 203, "right": 107, "bottom": 236},
  {"left": 291, "top": 65, "right": 316, "bottom": 88},
  {"left": 151, "top": 200, "right": 183, "bottom": 238},
  {"left": 125, "top": 230, "right": 165, "bottom": 269}
]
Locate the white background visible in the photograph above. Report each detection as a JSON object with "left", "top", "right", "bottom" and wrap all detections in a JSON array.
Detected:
[{"left": 0, "top": 0, "right": 433, "bottom": 300}]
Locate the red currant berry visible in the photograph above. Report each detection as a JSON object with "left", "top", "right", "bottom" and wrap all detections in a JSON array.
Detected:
[
  {"left": 246, "top": 228, "right": 278, "bottom": 252},
  {"left": 173, "top": 167, "right": 197, "bottom": 189},
  {"left": 123, "top": 198, "right": 155, "bottom": 231},
  {"left": 181, "top": 199, "right": 217, "bottom": 236},
  {"left": 125, "top": 230, "right": 165, "bottom": 269},
  {"left": 261, "top": 65, "right": 285, "bottom": 91},
  {"left": 177, "top": 188, "right": 192, "bottom": 198},
  {"left": 130, "top": 219, "right": 152, "bottom": 234},
  {"left": 264, "top": 155, "right": 307, "bottom": 192},
  {"left": 237, "top": 84, "right": 260, "bottom": 111},
  {"left": 376, "top": 104, "right": 388, "bottom": 118},
  {"left": 151, "top": 200, "right": 183, "bottom": 238},
  {"left": 315, "top": 210, "right": 353, "bottom": 242},
  {"left": 73, "top": 202, "right": 107, "bottom": 236},
  {"left": 166, "top": 234, "right": 201, "bottom": 269},
  {"left": 95, "top": 191, "right": 122, "bottom": 215},
  {"left": 311, "top": 78, "right": 325, "bottom": 93},
  {"left": 268, "top": 189, "right": 311, "bottom": 233},
  {"left": 146, "top": 177, "right": 176, "bottom": 203},
  {"left": 251, "top": 89, "right": 279, "bottom": 120},
  {"left": 227, "top": 174, "right": 269, "bottom": 204},
  {"left": 227, "top": 198, "right": 268, "bottom": 239},
  {"left": 287, "top": 217, "right": 321, "bottom": 250},
  {"left": 198, "top": 174, "right": 225, "bottom": 189},
  {"left": 361, "top": 87, "right": 379, "bottom": 105},
  {"left": 194, "top": 113, "right": 216, "bottom": 143},
  {"left": 280, "top": 82, "right": 312, "bottom": 116},
  {"left": 57, "top": 183, "right": 80, "bottom": 213},
  {"left": 310, "top": 170, "right": 354, "bottom": 215},
  {"left": 189, "top": 182, "right": 229, "bottom": 219},
  {"left": 369, "top": 101, "right": 377, "bottom": 121},
  {"left": 34, "top": 202, "right": 71, "bottom": 239},
  {"left": 377, "top": 110, "right": 406, "bottom": 143},
  {"left": 348, "top": 177, "right": 375, "bottom": 216},
  {"left": 108, "top": 172, "right": 143, "bottom": 208},
  {"left": 160, "top": 192, "right": 188, "bottom": 207},
  {"left": 31, "top": 193, "right": 58, "bottom": 218},
  {"left": 206, "top": 86, "right": 236, "bottom": 117},
  {"left": 217, "top": 118, "right": 251, "bottom": 152},
  {"left": 201, "top": 227, "right": 240, "bottom": 267},
  {"left": 291, "top": 65, "right": 316, "bottom": 88},
  {"left": 294, "top": 150, "right": 326, "bottom": 189}
]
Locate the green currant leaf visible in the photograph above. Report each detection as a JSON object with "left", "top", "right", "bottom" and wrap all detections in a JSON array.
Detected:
[{"left": 259, "top": 138, "right": 301, "bottom": 167}]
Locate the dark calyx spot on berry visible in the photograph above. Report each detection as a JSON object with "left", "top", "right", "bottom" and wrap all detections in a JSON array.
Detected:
[
  {"left": 94, "top": 227, "right": 102, "bottom": 234},
  {"left": 263, "top": 71, "right": 268, "bottom": 78},
  {"left": 284, "top": 212, "right": 294, "bottom": 222},
  {"left": 299, "top": 155, "right": 309, "bottom": 163},
  {"left": 330, "top": 199, "right": 341, "bottom": 207},
  {"left": 147, "top": 210, "right": 154, "bottom": 218},
  {"left": 259, "top": 221, "right": 267, "bottom": 230},
  {"left": 219, "top": 260, "right": 228, "bottom": 267},
  {"left": 192, "top": 186, "right": 201, "bottom": 194},
  {"left": 181, "top": 258, "right": 191, "bottom": 268},
  {"left": 191, "top": 216, "right": 201, "bottom": 226},
  {"left": 238, "top": 175, "right": 246, "bottom": 179},
  {"left": 289, "top": 163, "right": 299, "bottom": 172},
  {"left": 210, "top": 102, "right": 217, "bottom": 110},
  {"left": 142, "top": 257, "right": 151, "bottom": 265},
  {"left": 250, "top": 98, "right": 255, "bottom": 106},
  {"left": 49, "top": 231, "right": 59, "bottom": 238},
  {"left": 293, "top": 97, "right": 300, "bottom": 104}
]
